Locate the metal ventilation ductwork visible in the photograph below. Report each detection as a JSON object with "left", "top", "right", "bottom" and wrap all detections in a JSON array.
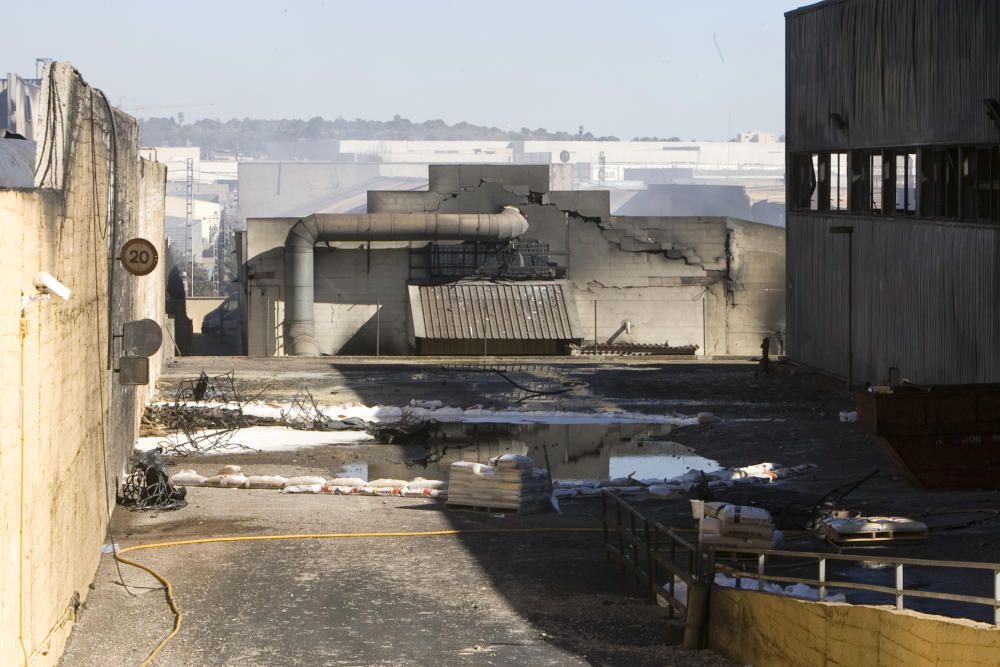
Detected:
[{"left": 283, "top": 206, "right": 529, "bottom": 355}]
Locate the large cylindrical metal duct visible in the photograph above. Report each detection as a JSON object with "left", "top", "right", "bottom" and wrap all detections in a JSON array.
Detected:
[{"left": 283, "top": 207, "right": 528, "bottom": 355}]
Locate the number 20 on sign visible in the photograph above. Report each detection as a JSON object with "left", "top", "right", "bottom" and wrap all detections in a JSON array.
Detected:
[{"left": 119, "top": 238, "right": 159, "bottom": 277}]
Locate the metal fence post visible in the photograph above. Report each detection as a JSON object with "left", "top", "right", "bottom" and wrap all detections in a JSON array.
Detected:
[
  {"left": 895, "top": 564, "right": 904, "bottom": 611},
  {"left": 617, "top": 500, "right": 625, "bottom": 573},
  {"left": 819, "top": 558, "right": 827, "bottom": 601},
  {"left": 645, "top": 519, "right": 655, "bottom": 601},
  {"left": 757, "top": 554, "right": 766, "bottom": 591},
  {"left": 601, "top": 492, "right": 609, "bottom": 561},
  {"left": 630, "top": 512, "right": 640, "bottom": 585},
  {"left": 994, "top": 568, "right": 1000, "bottom": 627}
]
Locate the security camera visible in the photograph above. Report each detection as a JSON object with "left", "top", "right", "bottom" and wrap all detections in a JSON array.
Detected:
[{"left": 33, "top": 272, "right": 71, "bottom": 302}]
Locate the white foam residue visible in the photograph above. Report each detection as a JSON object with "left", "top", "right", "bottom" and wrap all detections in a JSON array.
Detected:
[
  {"left": 152, "top": 399, "right": 702, "bottom": 427},
  {"left": 136, "top": 425, "right": 373, "bottom": 456}
]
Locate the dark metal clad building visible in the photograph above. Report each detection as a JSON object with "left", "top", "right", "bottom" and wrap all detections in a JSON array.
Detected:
[{"left": 785, "top": 0, "right": 1000, "bottom": 385}]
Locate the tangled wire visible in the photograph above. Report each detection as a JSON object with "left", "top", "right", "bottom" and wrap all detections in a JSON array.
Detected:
[{"left": 120, "top": 448, "right": 187, "bottom": 511}]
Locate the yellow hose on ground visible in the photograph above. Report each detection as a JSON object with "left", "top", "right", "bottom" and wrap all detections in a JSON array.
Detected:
[{"left": 114, "top": 527, "right": 603, "bottom": 666}]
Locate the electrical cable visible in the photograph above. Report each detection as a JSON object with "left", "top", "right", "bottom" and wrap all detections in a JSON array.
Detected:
[
  {"left": 87, "top": 91, "right": 138, "bottom": 601},
  {"left": 113, "top": 527, "right": 602, "bottom": 666}
]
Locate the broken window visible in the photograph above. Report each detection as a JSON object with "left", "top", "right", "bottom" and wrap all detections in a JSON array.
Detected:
[
  {"left": 919, "top": 148, "right": 961, "bottom": 219},
  {"left": 894, "top": 153, "right": 917, "bottom": 215},
  {"left": 849, "top": 152, "right": 871, "bottom": 215},
  {"left": 870, "top": 152, "right": 885, "bottom": 214},
  {"left": 830, "top": 152, "right": 848, "bottom": 211},
  {"left": 791, "top": 153, "right": 817, "bottom": 210},
  {"left": 792, "top": 145, "right": 997, "bottom": 222},
  {"left": 792, "top": 151, "right": 846, "bottom": 212},
  {"left": 968, "top": 146, "right": 1000, "bottom": 221}
]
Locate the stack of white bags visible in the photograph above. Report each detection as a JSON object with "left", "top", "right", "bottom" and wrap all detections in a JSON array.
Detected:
[{"left": 693, "top": 500, "right": 782, "bottom": 549}]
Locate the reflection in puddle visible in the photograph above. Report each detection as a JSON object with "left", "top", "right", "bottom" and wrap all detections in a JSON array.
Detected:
[
  {"left": 358, "top": 422, "right": 720, "bottom": 482},
  {"left": 608, "top": 453, "right": 720, "bottom": 481}
]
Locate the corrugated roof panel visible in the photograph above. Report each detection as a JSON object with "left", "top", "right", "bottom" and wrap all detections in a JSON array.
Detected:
[{"left": 409, "top": 281, "right": 581, "bottom": 341}]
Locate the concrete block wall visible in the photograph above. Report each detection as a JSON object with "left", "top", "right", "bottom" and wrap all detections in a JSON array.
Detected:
[
  {"left": 726, "top": 219, "right": 787, "bottom": 354},
  {"left": 313, "top": 248, "right": 411, "bottom": 355},
  {"left": 0, "top": 63, "right": 165, "bottom": 666},
  {"left": 709, "top": 587, "right": 1000, "bottom": 667}
]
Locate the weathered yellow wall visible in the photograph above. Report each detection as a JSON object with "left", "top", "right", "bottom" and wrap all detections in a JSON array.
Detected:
[
  {"left": 0, "top": 63, "right": 165, "bottom": 666},
  {"left": 709, "top": 587, "right": 1000, "bottom": 667}
]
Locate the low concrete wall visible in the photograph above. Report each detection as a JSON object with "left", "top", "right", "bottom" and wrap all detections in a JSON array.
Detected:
[
  {"left": 0, "top": 63, "right": 165, "bottom": 665},
  {"left": 709, "top": 587, "right": 1000, "bottom": 667}
]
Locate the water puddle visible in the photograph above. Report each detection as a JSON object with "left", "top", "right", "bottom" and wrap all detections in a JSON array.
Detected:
[{"left": 355, "top": 422, "right": 719, "bottom": 483}]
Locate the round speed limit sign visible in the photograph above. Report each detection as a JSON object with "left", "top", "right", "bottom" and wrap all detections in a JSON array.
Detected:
[{"left": 119, "top": 238, "right": 159, "bottom": 276}]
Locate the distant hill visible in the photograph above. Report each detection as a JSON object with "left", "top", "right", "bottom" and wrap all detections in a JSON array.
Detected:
[{"left": 138, "top": 115, "right": 620, "bottom": 158}]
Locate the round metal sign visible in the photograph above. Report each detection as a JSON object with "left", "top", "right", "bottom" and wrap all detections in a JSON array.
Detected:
[
  {"left": 122, "top": 318, "right": 163, "bottom": 357},
  {"left": 120, "top": 238, "right": 158, "bottom": 276}
]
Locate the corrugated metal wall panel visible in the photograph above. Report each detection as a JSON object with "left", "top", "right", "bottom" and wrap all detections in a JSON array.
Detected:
[
  {"left": 788, "top": 214, "right": 1000, "bottom": 384},
  {"left": 787, "top": 0, "right": 1000, "bottom": 150},
  {"left": 411, "top": 281, "right": 581, "bottom": 341}
]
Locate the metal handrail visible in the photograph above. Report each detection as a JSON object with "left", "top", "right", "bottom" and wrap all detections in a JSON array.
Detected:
[
  {"left": 602, "top": 491, "right": 705, "bottom": 618},
  {"left": 711, "top": 546, "right": 1000, "bottom": 627},
  {"left": 601, "top": 491, "right": 1000, "bottom": 626}
]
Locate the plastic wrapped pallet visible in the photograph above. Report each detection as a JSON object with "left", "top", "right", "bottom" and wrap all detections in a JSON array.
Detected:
[{"left": 818, "top": 516, "right": 927, "bottom": 544}]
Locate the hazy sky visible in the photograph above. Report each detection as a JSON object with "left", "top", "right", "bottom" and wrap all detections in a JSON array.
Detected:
[{"left": 2, "top": 0, "right": 802, "bottom": 140}]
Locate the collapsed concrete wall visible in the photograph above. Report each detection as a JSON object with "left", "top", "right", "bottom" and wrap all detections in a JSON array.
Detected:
[
  {"left": 0, "top": 63, "right": 165, "bottom": 665},
  {"left": 244, "top": 164, "right": 784, "bottom": 356}
]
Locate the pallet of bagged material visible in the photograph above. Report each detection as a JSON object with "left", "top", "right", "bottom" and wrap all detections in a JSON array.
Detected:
[
  {"left": 448, "top": 484, "right": 549, "bottom": 506},
  {"left": 446, "top": 500, "right": 549, "bottom": 514},
  {"left": 446, "top": 459, "right": 550, "bottom": 514},
  {"left": 818, "top": 516, "right": 928, "bottom": 546}
]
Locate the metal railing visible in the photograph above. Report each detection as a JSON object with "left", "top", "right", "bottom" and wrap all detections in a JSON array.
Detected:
[
  {"left": 601, "top": 491, "right": 1000, "bottom": 627},
  {"left": 601, "top": 491, "right": 705, "bottom": 619},
  {"left": 712, "top": 546, "right": 1000, "bottom": 627}
]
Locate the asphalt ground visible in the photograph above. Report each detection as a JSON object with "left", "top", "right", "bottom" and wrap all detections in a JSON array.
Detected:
[
  {"left": 61, "top": 490, "right": 733, "bottom": 666},
  {"left": 61, "top": 358, "right": 1000, "bottom": 665}
]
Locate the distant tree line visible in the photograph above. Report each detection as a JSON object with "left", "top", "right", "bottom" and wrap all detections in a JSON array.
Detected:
[{"left": 138, "top": 115, "right": 621, "bottom": 158}]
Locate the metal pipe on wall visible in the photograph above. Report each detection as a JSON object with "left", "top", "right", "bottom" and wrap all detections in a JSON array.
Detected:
[{"left": 283, "top": 207, "right": 528, "bottom": 356}]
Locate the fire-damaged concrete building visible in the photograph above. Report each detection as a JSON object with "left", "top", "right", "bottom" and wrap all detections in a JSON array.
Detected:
[
  {"left": 786, "top": 0, "right": 1000, "bottom": 385},
  {"left": 241, "top": 164, "right": 785, "bottom": 357}
]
